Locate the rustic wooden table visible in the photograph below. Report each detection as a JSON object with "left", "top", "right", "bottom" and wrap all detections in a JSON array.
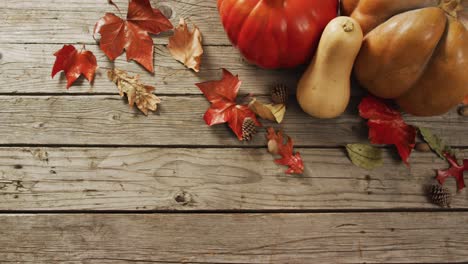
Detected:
[{"left": 1, "top": 0, "right": 467, "bottom": 263}]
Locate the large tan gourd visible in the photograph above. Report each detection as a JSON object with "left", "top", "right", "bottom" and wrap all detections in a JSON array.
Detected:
[
  {"left": 297, "top": 17, "right": 363, "bottom": 119},
  {"left": 342, "top": 0, "right": 468, "bottom": 116}
]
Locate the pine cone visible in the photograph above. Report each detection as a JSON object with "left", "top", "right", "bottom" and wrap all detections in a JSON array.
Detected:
[
  {"left": 271, "top": 84, "right": 288, "bottom": 104},
  {"left": 242, "top": 118, "right": 257, "bottom": 141},
  {"left": 428, "top": 184, "right": 451, "bottom": 208}
]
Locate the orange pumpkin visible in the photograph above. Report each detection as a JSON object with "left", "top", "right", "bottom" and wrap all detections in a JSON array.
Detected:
[{"left": 342, "top": 0, "right": 468, "bottom": 116}]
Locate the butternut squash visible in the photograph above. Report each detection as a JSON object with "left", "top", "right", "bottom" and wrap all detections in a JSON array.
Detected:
[{"left": 297, "top": 17, "right": 363, "bottom": 119}]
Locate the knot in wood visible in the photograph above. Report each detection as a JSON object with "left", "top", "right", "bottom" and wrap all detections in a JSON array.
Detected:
[{"left": 174, "top": 191, "right": 192, "bottom": 205}]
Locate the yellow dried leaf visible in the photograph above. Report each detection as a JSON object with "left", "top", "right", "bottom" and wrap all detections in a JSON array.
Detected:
[
  {"left": 248, "top": 98, "right": 286, "bottom": 123},
  {"left": 107, "top": 68, "right": 161, "bottom": 115},
  {"left": 168, "top": 18, "right": 203, "bottom": 72}
]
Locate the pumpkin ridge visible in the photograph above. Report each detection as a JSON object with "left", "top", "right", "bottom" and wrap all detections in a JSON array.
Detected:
[{"left": 234, "top": 1, "right": 261, "bottom": 44}]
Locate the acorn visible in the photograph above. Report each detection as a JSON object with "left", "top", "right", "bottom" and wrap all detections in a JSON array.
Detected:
[
  {"left": 242, "top": 118, "right": 257, "bottom": 141},
  {"left": 415, "top": 142, "right": 431, "bottom": 152},
  {"left": 271, "top": 84, "right": 289, "bottom": 104},
  {"left": 428, "top": 183, "right": 451, "bottom": 208},
  {"left": 458, "top": 105, "right": 468, "bottom": 117}
]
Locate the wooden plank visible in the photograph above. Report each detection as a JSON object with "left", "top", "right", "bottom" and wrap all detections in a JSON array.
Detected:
[
  {"left": 0, "top": 44, "right": 299, "bottom": 94},
  {"left": 1, "top": 0, "right": 229, "bottom": 45},
  {"left": 0, "top": 95, "right": 466, "bottom": 146},
  {"left": 0, "top": 213, "right": 467, "bottom": 263},
  {"left": 0, "top": 147, "right": 466, "bottom": 210}
]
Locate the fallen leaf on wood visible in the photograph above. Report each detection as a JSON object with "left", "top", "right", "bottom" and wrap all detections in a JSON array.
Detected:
[
  {"left": 108, "top": 68, "right": 161, "bottom": 115},
  {"left": 419, "top": 127, "right": 453, "bottom": 160},
  {"left": 249, "top": 98, "right": 286, "bottom": 123},
  {"left": 346, "top": 144, "right": 383, "bottom": 170},
  {"left": 196, "top": 69, "right": 260, "bottom": 140},
  {"left": 94, "top": 0, "right": 173, "bottom": 72},
  {"left": 359, "top": 96, "right": 416, "bottom": 165},
  {"left": 51, "top": 45, "right": 97, "bottom": 89},
  {"left": 168, "top": 18, "right": 203, "bottom": 72},
  {"left": 266, "top": 127, "right": 304, "bottom": 174},
  {"left": 436, "top": 152, "right": 468, "bottom": 191}
]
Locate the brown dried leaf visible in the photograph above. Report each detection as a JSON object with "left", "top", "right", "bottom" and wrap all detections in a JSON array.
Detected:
[
  {"left": 168, "top": 18, "right": 203, "bottom": 72},
  {"left": 249, "top": 98, "right": 285, "bottom": 123},
  {"left": 108, "top": 68, "right": 161, "bottom": 115}
]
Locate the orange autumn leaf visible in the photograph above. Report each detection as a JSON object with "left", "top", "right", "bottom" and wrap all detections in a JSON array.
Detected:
[{"left": 168, "top": 18, "right": 203, "bottom": 72}]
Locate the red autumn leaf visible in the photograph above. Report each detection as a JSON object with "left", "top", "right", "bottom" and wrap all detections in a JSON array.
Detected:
[
  {"left": 266, "top": 127, "right": 304, "bottom": 174},
  {"left": 51, "top": 45, "right": 97, "bottom": 89},
  {"left": 94, "top": 0, "right": 173, "bottom": 72},
  {"left": 436, "top": 152, "right": 468, "bottom": 191},
  {"left": 359, "top": 96, "right": 417, "bottom": 165},
  {"left": 196, "top": 69, "right": 260, "bottom": 140}
]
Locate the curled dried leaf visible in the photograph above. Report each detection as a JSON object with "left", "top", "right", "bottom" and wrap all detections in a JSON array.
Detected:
[
  {"left": 168, "top": 18, "right": 203, "bottom": 72},
  {"left": 249, "top": 98, "right": 286, "bottom": 123},
  {"left": 108, "top": 69, "right": 161, "bottom": 115}
]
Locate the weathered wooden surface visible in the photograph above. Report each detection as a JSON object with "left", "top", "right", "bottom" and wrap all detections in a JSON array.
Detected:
[
  {"left": 1, "top": 213, "right": 467, "bottom": 263},
  {"left": 1, "top": 0, "right": 227, "bottom": 45},
  {"left": 0, "top": 147, "right": 466, "bottom": 210},
  {"left": 0, "top": 44, "right": 299, "bottom": 95},
  {"left": 0, "top": 96, "right": 466, "bottom": 146},
  {"left": 1, "top": 0, "right": 468, "bottom": 262}
]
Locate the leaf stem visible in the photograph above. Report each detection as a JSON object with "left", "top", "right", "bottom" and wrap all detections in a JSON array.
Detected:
[{"left": 108, "top": 0, "right": 122, "bottom": 16}]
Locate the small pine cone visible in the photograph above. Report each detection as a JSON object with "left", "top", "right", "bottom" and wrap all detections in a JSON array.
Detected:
[
  {"left": 428, "top": 184, "right": 451, "bottom": 208},
  {"left": 242, "top": 118, "right": 257, "bottom": 141},
  {"left": 271, "top": 84, "right": 289, "bottom": 104}
]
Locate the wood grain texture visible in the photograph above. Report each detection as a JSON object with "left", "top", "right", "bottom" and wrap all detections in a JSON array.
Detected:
[
  {"left": 1, "top": 0, "right": 227, "bottom": 45},
  {"left": 0, "top": 95, "right": 466, "bottom": 146},
  {"left": 0, "top": 44, "right": 299, "bottom": 95},
  {"left": 0, "top": 147, "right": 466, "bottom": 210},
  {"left": 1, "top": 213, "right": 467, "bottom": 263}
]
